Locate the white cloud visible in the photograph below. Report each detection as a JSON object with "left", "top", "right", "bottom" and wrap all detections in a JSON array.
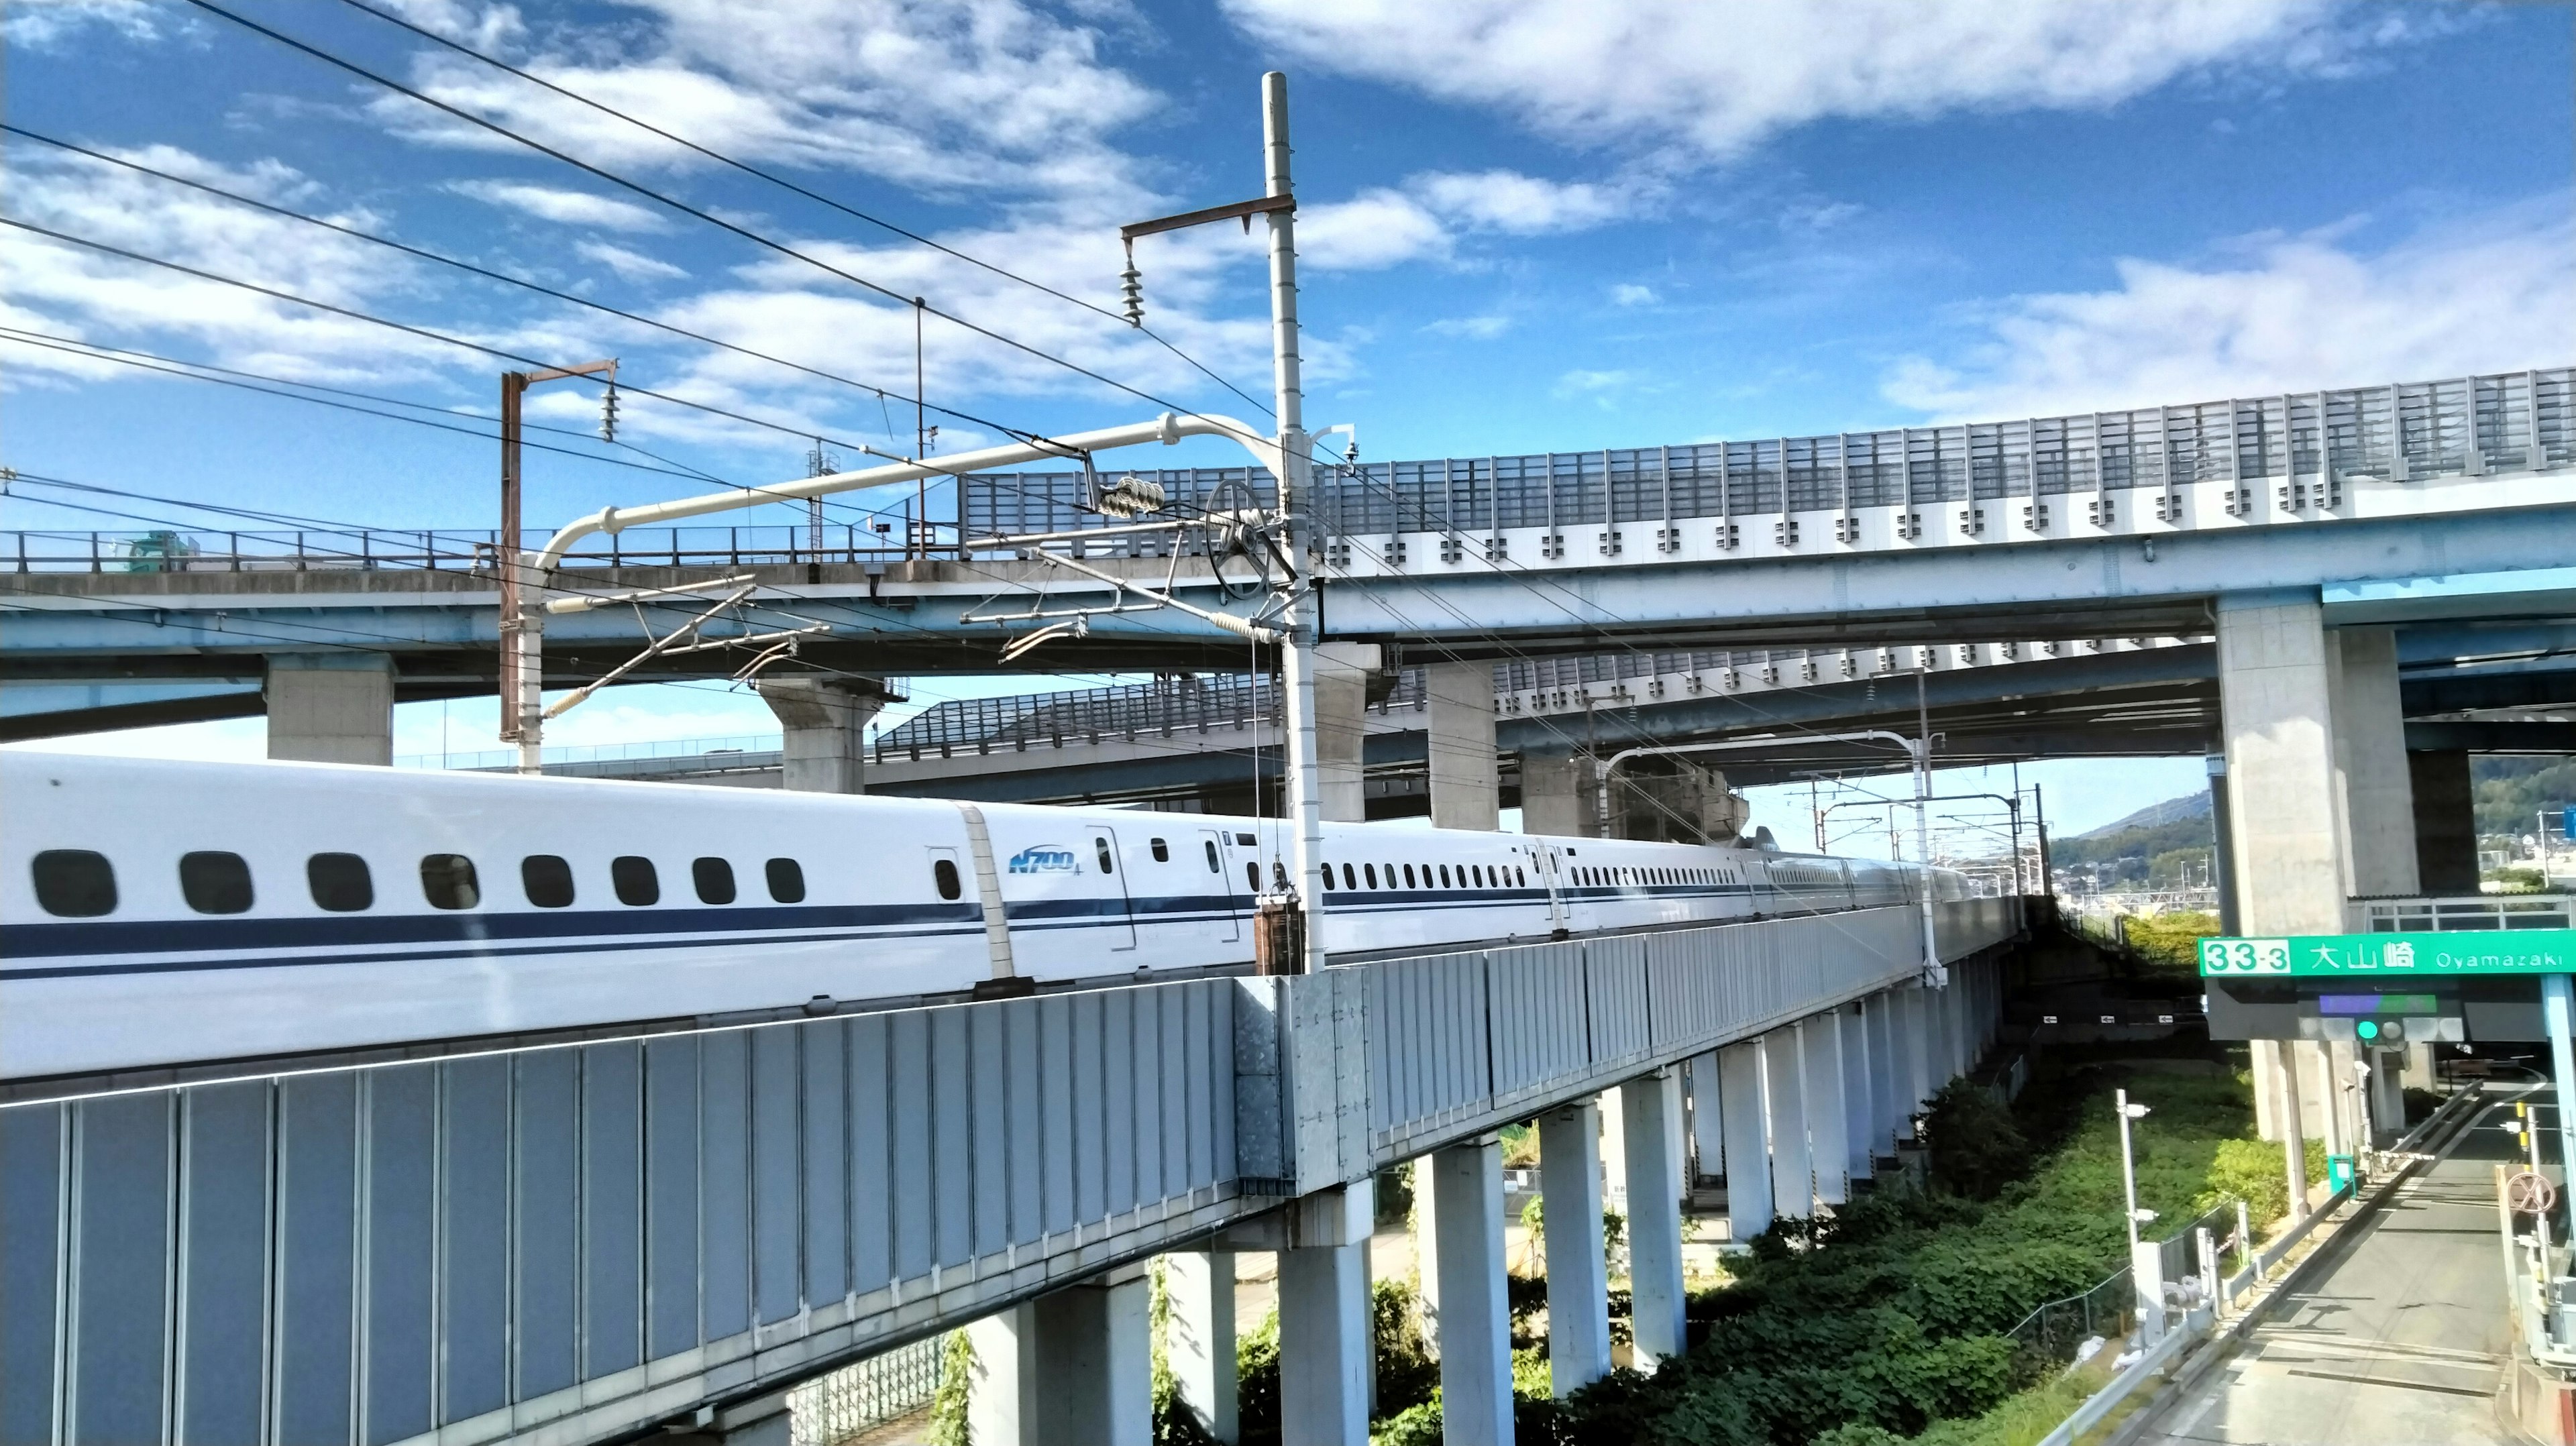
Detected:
[
  {"left": 3, "top": 0, "right": 168, "bottom": 49},
  {"left": 576, "top": 239, "right": 688, "bottom": 282},
  {"left": 1296, "top": 189, "right": 1454, "bottom": 271},
  {"left": 449, "top": 179, "right": 669, "bottom": 231},
  {"left": 1412, "top": 170, "right": 1625, "bottom": 233},
  {"left": 1222, "top": 0, "right": 2421, "bottom": 161},
  {"left": 1882, "top": 200, "right": 2576, "bottom": 421},
  {"left": 1426, "top": 315, "right": 1513, "bottom": 340},
  {"left": 378, "top": 0, "right": 1160, "bottom": 209},
  {"left": 1609, "top": 283, "right": 1657, "bottom": 307},
  {"left": 1556, "top": 368, "right": 1636, "bottom": 394}
]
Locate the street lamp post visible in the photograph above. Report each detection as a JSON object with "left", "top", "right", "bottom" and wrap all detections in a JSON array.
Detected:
[{"left": 2117, "top": 1090, "right": 2163, "bottom": 1343}]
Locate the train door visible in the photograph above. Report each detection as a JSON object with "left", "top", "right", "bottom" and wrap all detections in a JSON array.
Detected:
[
  {"left": 1090, "top": 827, "right": 1139, "bottom": 951},
  {"left": 1531, "top": 844, "right": 1571, "bottom": 937},
  {"left": 1198, "top": 828, "right": 1242, "bottom": 942}
]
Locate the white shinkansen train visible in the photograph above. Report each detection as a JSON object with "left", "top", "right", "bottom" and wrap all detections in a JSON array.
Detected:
[{"left": 0, "top": 752, "right": 1964, "bottom": 1082}]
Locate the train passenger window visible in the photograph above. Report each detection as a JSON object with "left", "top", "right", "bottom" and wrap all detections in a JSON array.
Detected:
[
  {"left": 1364, "top": 863, "right": 1377, "bottom": 889},
  {"left": 766, "top": 858, "right": 806, "bottom": 903},
  {"left": 1150, "top": 838, "right": 1169, "bottom": 863},
  {"left": 180, "top": 851, "right": 254, "bottom": 915},
  {"left": 31, "top": 849, "right": 116, "bottom": 917},
  {"left": 522, "top": 855, "right": 576, "bottom": 908},
  {"left": 1439, "top": 865, "right": 1452, "bottom": 888},
  {"left": 307, "top": 852, "right": 372, "bottom": 912},
  {"left": 1344, "top": 863, "right": 1357, "bottom": 889},
  {"left": 1246, "top": 862, "right": 1261, "bottom": 892},
  {"left": 612, "top": 856, "right": 660, "bottom": 906},
  {"left": 1236, "top": 832, "right": 1256, "bottom": 846},
  {"left": 1205, "top": 840, "right": 1222, "bottom": 873},
  {"left": 692, "top": 857, "right": 737, "bottom": 905},
  {"left": 933, "top": 858, "right": 963, "bottom": 900},
  {"left": 1095, "top": 838, "right": 1116, "bottom": 875},
  {"left": 1470, "top": 865, "right": 1483, "bottom": 887},
  {"left": 1403, "top": 865, "right": 1417, "bottom": 889},
  {"left": 421, "top": 854, "right": 480, "bottom": 910},
  {"left": 1517, "top": 867, "right": 1527, "bottom": 887},
  {"left": 1320, "top": 861, "right": 1336, "bottom": 890}
]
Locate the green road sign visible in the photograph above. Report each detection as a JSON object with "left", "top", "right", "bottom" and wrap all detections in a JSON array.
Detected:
[{"left": 2199, "top": 930, "right": 2576, "bottom": 978}]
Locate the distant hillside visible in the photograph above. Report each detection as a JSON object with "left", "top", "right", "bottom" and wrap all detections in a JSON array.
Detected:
[
  {"left": 2069, "top": 790, "right": 2210, "bottom": 842},
  {"left": 2052, "top": 789, "right": 2214, "bottom": 887},
  {"left": 2476, "top": 756, "right": 2576, "bottom": 839}
]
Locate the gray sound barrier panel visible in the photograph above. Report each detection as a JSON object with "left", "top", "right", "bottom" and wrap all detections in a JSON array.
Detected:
[
  {"left": 846, "top": 1017, "right": 892, "bottom": 1300},
  {"left": 644, "top": 1036, "right": 702, "bottom": 1361},
  {"left": 750, "top": 1026, "right": 801, "bottom": 1327},
  {"left": 276, "top": 1074, "right": 356, "bottom": 1446},
  {"left": 513, "top": 1050, "right": 580, "bottom": 1398},
  {"left": 800, "top": 1023, "right": 847, "bottom": 1310},
  {"left": 363, "top": 1065, "right": 437, "bottom": 1446},
  {"left": 928, "top": 1009, "right": 971, "bottom": 1270},
  {"left": 969, "top": 1006, "right": 1009, "bottom": 1260},
  {"left": 1040, "top": 997, "right": 1078, "bottom": 1237},
  {"left": 1069, "top": 992, "right": 1105, "bottom": 1225},
  {"left": 1101, "top": 991, "right": 1137, "bottom": 1217},
  {"left": 72, "top": 1092, "right": 169, "bottom": 1446},
  {"left": 180, "top": 1082, "right": 268, "bottom": 1446},
  {"left": 1004, "top": 1001, "right": 1044, "bottom": 1243},
  {"left": 700, "top": 1031, "right": 752, "bottom": 1343},
  {"left": 887, "top": 1012, "right": 932, "bottom": 1282},
  {"left": 441, "top": 1055, "right": 511, "bottom": 1426},
  {"left": 582, "top": 1044, "right": 643, "bottom": 1378},
  {"left": 1587, "top": 934, "right": 1652, "bottom": 1067},
  {"left": 1, "top": 1105, "right": 63, "bottom": 1446}
]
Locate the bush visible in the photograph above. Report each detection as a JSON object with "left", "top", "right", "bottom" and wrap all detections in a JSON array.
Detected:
[{"left": 1921, "top": 1079, "right": 2027, "bottom": 1199}]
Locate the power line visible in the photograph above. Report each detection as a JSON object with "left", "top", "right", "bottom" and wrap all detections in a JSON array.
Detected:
[
  {"left": 2, "top": 123, "right": 1028, "bottom": 440},
  {"left": 179, "top": 0, "right": 1276, "bottom": 459},
  {"left": 325, "top": 0, "right": 1278, "bottom": 423}
]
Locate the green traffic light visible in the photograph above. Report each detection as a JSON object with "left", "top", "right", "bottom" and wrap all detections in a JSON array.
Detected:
[{"left": 2356, "top": 1019, "right": 2379, "bottom": 1041}]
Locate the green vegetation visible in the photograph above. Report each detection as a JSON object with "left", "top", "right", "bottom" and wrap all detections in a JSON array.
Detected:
[
  {"left": 2485, "top": 865, "right": 2550, "bottom": 893},
  {"left": 2118, "top": 911, "right": 2221, "bottom": 973},
  {"left": 2474, "top": 756, "right": 2576, "bottom": 841},
  {"left": 926, "top": 1329, "right": 975, "bottom": 1445},
  {"left": 2050, "top": 809, "right": 2214, "bottom": 891}
]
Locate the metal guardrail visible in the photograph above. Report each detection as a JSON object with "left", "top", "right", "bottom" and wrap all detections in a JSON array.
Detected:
[
  {"left": 11, "top": 368, "right": 2568, "bottom": 575},
  {"left": 2360, "top": 894, "right": 2575, "bottom": 932},
  {"left": 786, "top": 1334, "right": 948, "bottom": 1446}
]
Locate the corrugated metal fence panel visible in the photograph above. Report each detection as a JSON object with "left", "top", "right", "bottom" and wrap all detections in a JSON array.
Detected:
[
  {"left": 0, "top": 979, "right": 1242, "bottom": 1446},
  {"left": 1584, "top": 934, "right": 1653, "bottom": 1070},
  {"left": 1485, "top": 939, "right": 1592, "bottom": 1113},
  {"left": 1365, "top": 950, "right": 1491, "bottom": 1138}
]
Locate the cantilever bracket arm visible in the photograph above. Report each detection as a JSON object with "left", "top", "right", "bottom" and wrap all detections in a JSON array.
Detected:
[{"left": 533, "top": 411, "right": 1281, "bottom": 575}]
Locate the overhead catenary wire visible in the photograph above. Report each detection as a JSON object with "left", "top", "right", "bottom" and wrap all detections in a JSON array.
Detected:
[
  {"left": 324, "top": 0, "right": 1278, "bottom": 423},
  {"left": 177, "top": 0, "right": 1279, "bottom": 462}
]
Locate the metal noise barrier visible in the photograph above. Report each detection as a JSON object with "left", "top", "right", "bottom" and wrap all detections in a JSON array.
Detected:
[{"left": 0, "top": 898, "right": 2020, "bottom": 1446}]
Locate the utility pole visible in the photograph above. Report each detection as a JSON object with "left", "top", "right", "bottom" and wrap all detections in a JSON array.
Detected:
[
  {"left": 1263, "top": 72, "right": 1327, "bottom": 974},
  {"left": 499, "top": 359, "right": 618, "bottom": 775}
]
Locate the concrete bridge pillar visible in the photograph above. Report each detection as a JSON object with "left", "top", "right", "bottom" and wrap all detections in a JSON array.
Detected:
[
  {"left": 757, "top": 676, "right": 896, "bottom": 793},
  {"left": 1799, "top": 1017, "right": 1849, "bottom": 1206},
  {"left": 1896, "top": 986, "right": 1933, "bottom": 1119},
  {"left": 1620, "top": 1071, "right": 1688, "bottom": 1370},
  {"left": 1277, "top": 1182, "right": 1373, "bottom": 1445},
  {"left": 264, "top": 653, "right": 394, "bottom": 764},
  {"left": 965, "top": 1264, "right": 1152, "bottom": 1446},
  {"left": 1519, "top": 751, "right": 1597, "bottom": 837},
  {"left": 1164, "top": 1249, "right": 1238, "bottom": 1443},
  {"left": 1424, "top": 660, "right": 1500, "bottom": 830},
  {"left": 1838, "top": 1004, "right": 1875, "bottom": 1184},
  {"left": 2336, "top": 626, "right": 2420, "bottom": 898},
  {"left": 1718, "top": 1040, "right": 1772, "bottom": 1239},
  {"left": 1687, "top": 1050, "right": 1725, "bottom": 1182},
  {"left": 1313, "top": 643, "right": 1381, "bottom": 824},
  {"left": 1427, "top": 1137, "right": 1513, "bottom": 1445},
  {"left": 1536, "top": 1101, "right": 1611, "bottom": 1394},
  {"left": 1762, "top": 1030, "right": 1812, "bottom": 1219},
  {"left": 2216, "top": 592, "right": 2353, "bottom": 936}
]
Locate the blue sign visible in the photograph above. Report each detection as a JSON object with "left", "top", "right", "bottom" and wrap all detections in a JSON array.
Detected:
[{"left": 1008, "top": 846, "right": 1080, "bottom": 875}]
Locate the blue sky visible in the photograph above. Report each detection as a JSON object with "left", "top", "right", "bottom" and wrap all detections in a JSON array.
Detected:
[{"left": 5, "top": 0, "right": 2571, "bottom": 845}]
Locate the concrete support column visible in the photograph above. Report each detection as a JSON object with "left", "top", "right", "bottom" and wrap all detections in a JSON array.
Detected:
[
  {"left": 757, "top": 676, "right": 894, "bottom": 794},
  {"left": 2326, "top": 1040, "right": 2363, "bottom": 1158},
  {"left": 1839, "top": 1005, "right": 1875, "bottom": 1184},
  {"left": 2366, "top": 1050, "right": 2406, "bottom": 1143},
  {"left": 1866, "top": 994, "right": 1903, "bottom": 1162},
  {"left": 2252, "top": 1038, "right": 2282, "bottom": 1142},
  {"left": 2267, "top": 1039, "right": 2310, "bottom": 1221},
  {"left": 1717, "top": 1041, "right": 1772, "bottom": 1239},
  {"left": 1428, "top": 1138, "right": 1512, "bottom": 1446},
  {"left": 2408, "top": 750, "right": 2479, "bottom": 895},
  {"left": 966, "top": 1265, "right": 1152, "bottom": 1446},
  {"left": 1687, "top": 1050, "right": 1725, "bottom": 1182},
  {"left": 264, "top": 653, "right": 396, "bottom": 764},
  {"left": 2304, "top": 1041, "right": 2345, "bottom": 1158},
  {"left": 1519, "top": 752, "right": 1598, "bottom": 838},
  {"left": 1425, "top": 660, "right": 1501, "bottom": 831},
  {"left": 1799, "top": 1018, "right": 1849, "bottom": 1205},
  {"left": 1762, "top": 1030, "right": 1812, "bottom": 1218},
  {"left": 1620, "top": 1072, "right": 1687, "bottom": 1371},
  {"left": 1278, "top": 1184, "right": 1373, "bottom": 1446},
  {"left": 1312, "top": 643, "right": 1381, "bottom": 824},
  {"left": 1537, "top": 1101, "right": 1611, "bottom": 1395},
  {"left": 2400, "top": 1044, "right": 2435, "bottom": 1091},
  {"left": 2335, "top": 627, "right": 2420, "bottom": 898},
  {"left": 1165, "top": 1251, "right": 1238, "bottom": 1444},
  {"left": 2217, "top": 592, "right": 2349, "bottom": 937}
]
